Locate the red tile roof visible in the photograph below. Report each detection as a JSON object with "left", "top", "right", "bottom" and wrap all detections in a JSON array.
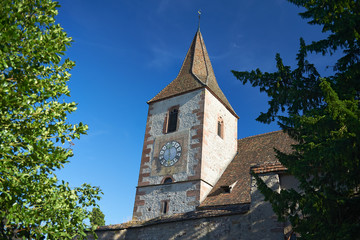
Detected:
[
  {"left": 199, "top": 131, "right": 295, "bottom": 208},
  {"left": 148, "top": 30, "right": 237, "bottom": 118},
  {"left": 251, "top": 163, "right": 288, "bottom": 174}
]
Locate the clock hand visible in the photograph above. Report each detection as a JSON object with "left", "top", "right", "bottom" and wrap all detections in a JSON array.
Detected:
[{"left": 167, "top": 148, "right": 171, "bottom": 160}]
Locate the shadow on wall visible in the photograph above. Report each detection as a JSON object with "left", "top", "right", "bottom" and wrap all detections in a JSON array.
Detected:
[{"left": 88, "top": 173, "right": 287, "bottom": 240}]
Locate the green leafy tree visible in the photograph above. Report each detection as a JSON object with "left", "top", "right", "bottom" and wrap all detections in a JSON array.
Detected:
[
  {"left": 90, "top": 207, "right": 106, "bottom": 228},
  {"left": 232, "top": 0, "right": 360, "bottom": 239},
  {"left": 0, "top": 0, "right": 101, "bottom": 239}
]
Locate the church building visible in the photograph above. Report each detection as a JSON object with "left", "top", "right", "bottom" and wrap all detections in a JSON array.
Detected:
[{"left": 91, "top": 28, "right": 297, "bottom": 240}]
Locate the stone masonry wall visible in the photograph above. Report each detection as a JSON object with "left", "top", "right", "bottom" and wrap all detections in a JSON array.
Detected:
[
  {"left": 139, "top": 89, "right": 204, "bottom": 184},
  {"left": 94, "top": 173, "right": 284, "bottom": 240},
  {"left": 249, "top": 173, "right": 284, "bottom": 239},
  {"left": 133, "top": 181, "right": 199, "bottom": 220},
  {"left": 133, "top": 89, "right": 205, "bottom": 220}
]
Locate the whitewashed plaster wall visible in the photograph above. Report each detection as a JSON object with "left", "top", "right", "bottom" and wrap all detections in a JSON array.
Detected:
[
  {"left": 249, "top": 173, "right": 283, "bottom": 239},
  {"left": 201, "top": 89, "right": 238, "bottom": 189}
]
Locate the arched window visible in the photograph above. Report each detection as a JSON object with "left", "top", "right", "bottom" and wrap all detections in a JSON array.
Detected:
[
  {"left": 163, "top": 177, "right": 173, "bottom": 184},
  {"left": 163, "top": 106, "right": 180, "bottom": 134},
  {"left": 217, "top": 117, "right": 224, "bottom": 138},
  {"left": 167, "top": 108, "right": 178, "bottom": 133}
]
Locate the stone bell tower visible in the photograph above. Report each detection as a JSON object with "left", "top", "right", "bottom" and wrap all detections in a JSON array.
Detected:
[{"left": 133, "top": 28, "right": 238, "bottom": 221}]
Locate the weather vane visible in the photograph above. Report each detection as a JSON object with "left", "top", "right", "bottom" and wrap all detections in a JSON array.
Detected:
[{"left": 198, "top": 10, "right": 201, "bottom": 30}]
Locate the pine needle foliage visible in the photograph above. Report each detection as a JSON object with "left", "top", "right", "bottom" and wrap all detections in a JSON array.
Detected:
[
  {"left": 232, "top": 1, "right": 360, "bottom": 239},
  {"left": 90, "top": 207, "right": 106, "bottom": 228}
]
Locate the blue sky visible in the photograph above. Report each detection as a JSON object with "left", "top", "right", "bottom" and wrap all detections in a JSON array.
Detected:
[{"left": 54, "top": 0, "right": 328, "bottom": 225}]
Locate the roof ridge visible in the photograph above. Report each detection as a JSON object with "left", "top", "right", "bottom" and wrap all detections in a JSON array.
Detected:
[
  {"left": 192, "top": 30, "right": 209, "bottom": 84},
  {"left": 173, "top": 31, "right": 205, "bottom": 86},
  {"left": 237, "top": 130, "right": 283, "bottom": 142}
]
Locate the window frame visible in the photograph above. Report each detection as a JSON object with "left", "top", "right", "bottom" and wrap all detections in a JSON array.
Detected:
[
  {"left": 163, "top": 177, "right": 173, "bottom": 184},
  {"left": 163, "top": 105, "right": 180, "bottom": 134},
  {"left": 160, "top": 200, "right": 169, "bottom": 214}
]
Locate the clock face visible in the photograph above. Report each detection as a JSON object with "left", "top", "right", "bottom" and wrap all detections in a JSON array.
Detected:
[{"left": 159, "top": 141, "right": 182, "bottom": 167}]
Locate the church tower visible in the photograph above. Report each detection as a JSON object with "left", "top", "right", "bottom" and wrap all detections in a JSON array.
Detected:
[{"left": 133, "top": 29, "right": 238, "bottom": 221}]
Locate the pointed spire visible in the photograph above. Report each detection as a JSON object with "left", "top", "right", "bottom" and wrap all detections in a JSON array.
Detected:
[{"left": 148, "top": 29, "right": 237, "bottom": 118}]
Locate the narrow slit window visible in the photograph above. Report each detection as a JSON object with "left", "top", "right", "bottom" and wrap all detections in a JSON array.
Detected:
[
  {"left": 217, "top": 118, "right": 224, "bottom": 138},
  {"left": 161, "top": 200, "right": 169, "bottom": 214},
  {"left": 163, "top": 201, "right": 167, "bottom": 214},
  {"left": 217, "top": 121, "right": 222, "bottom": 136},
  {"left": 167, "top": 108, "right": 178, "bottom": 133}
]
